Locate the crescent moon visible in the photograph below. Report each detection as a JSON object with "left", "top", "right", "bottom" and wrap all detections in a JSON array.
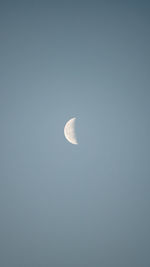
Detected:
[{"left": 64, "top": 117, "right": 78, "bottom": 145}]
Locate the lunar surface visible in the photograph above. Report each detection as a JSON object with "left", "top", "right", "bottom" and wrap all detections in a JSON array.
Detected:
[{"left": 64, "top": 117, "right": 78, "bottom": 145}]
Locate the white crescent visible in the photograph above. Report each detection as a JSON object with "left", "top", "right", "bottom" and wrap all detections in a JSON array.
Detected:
[{"left": 64, "top": 117, "right": 78, "bottom": 145}]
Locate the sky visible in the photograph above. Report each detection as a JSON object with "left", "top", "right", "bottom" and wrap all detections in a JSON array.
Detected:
[{"left": 0, "top": 1, "right": 150, "bottom": 266}]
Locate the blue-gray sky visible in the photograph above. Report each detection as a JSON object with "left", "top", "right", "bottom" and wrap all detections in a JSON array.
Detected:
[{"left": 0, "top": 1, "right": 150, "bottom": 266}]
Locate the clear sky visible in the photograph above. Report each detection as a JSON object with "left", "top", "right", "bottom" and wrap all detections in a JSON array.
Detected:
[{"left": 0, "top": 1, "right": 150, "bottom": 266}]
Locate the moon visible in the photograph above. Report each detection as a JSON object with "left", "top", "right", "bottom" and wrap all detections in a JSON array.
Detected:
[{"left": 64, "top": 117, "right": 78, "bottom": 145}]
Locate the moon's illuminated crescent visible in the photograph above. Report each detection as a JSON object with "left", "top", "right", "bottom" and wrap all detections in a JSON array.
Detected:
[{"left": 64, "top": 117, "right": 78, "bottom": 145}]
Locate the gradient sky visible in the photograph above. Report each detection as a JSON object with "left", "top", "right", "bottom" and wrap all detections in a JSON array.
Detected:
[{"left": 0, "top": 1, "right": 150, "bottom": 266}]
